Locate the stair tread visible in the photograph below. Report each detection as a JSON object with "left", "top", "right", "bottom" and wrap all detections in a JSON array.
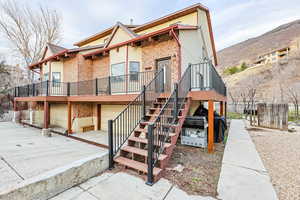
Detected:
[
  {"left": 129, "top": 136, "right": 173, "bottom": 148},
  {"left": 140, "top": 121, "right": 178, "bottom": 127},
  {"left": 135, "top": 128, "right": 176, "bottom": 137},
  {"left": 121, "top": 146, "right": 168, "bottom": 160},
  {"left": 114, "top": 156, "right": 162, "bottom": 175},
  {"left": 147, "top": 114, "right": 184, "bottom": 118}
]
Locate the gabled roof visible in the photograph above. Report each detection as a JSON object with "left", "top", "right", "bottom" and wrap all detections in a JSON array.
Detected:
[
  {"left": 104, "top": 22, "right": 138, "bottom": 48},
  {"left": 74, "top": 24, "right": 139, "bottom": 47},
  {"left": 41, "top": 43, "right": 66, "bottom": 60},
  {"left": 47, "top": 43, "right": 66, "bottom": 54}
]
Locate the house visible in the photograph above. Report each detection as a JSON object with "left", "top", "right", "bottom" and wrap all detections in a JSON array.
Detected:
[
  {"left": 11, "top": 3, "right": 226, "bottom": 184},
  {"left": 254, "top": 47, "right": 291, "bottom": 65}
]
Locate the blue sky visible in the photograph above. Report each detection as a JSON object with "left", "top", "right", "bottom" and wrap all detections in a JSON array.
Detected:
[{"left": 1, "top": 0, "right": 300, "bottom": 63}]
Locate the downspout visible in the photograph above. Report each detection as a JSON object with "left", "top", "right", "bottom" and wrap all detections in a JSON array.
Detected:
[{"left": 171, "top": 28, "right": 181, "bottom": 81}]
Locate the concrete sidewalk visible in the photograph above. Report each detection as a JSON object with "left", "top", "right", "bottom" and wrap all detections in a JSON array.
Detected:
[
  {"left": 50, "top": 172, "right": 216, "bottom": 200},
  {"left": 217, "top": 120, "right": 278, "bottom": 200}
]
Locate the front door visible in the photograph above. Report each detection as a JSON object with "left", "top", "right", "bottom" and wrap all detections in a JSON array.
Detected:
[{"left": 156, "top": 57, "right": 171, "bottom": 92}]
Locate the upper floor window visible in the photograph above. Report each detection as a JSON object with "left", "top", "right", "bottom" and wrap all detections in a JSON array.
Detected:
[
  {"left": 52, "top": 72, "right": 61, "bottom": 87},
  {"left": 111, "top": 62, "right": 125, "bottom": 82},
  {"left": 129, "top": 61, "right": 140, "bottom": 81}
]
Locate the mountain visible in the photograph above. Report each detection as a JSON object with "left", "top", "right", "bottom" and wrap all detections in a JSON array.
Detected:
[
  {"left": 216, "top": 19, "right": 300, "bottom": 103},
  {"left": 217, "top": 19, "right": 300, "bottom": 71}
]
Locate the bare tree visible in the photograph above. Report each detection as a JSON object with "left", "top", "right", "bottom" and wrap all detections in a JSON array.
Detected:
[
  {"left": 286, "top": 86, "right": 300, "bottom": 121},
  {"left": 0, "top": 0, "right": 62, "bottom": 77}
]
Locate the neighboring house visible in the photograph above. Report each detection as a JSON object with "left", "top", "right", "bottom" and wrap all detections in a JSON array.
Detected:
[
  {"left": 12, "top": 3, "right": 226, "bottom": 184},
  {"left": 254, "top": 47, "right": 291, "bottom": 65}
]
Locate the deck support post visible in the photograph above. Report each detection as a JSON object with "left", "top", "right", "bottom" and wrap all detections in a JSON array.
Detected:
[
  {"left": 208, "top": 100, "right": 214, "bottom": 153},
  {"left": 220, "top": 101, "right": 224, "bottom": 116},
  {"left": 146, "top": 123, "right": 154, "bottom": 186},
  {"left": 67, "top": 101, "right": 72, "bottom": 135},
  {"left": 43, "top": 101, "right": 50, "bottom": 129},
  {"left": 108, "top": 119, "right": 114, "bottom": 169}
]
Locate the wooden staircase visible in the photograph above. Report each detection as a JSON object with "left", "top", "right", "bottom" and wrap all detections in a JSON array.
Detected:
[{"left": 114, "top": 96, "right": 191, "bottom": 182}]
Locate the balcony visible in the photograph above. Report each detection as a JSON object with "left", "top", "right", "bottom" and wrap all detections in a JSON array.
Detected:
[{"left": 10, "top": 61, "right": 226, "bottom": 101}]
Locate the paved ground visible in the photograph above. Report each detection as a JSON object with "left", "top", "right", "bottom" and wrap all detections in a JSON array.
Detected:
[
  {"left": 73, "top": 130, "right": 108, "bottom": 146},
  {"left": 50, "top": 172, "right": 216, "bottom": 200},
  {"left": 0, "top": 122, "right": 107, "bottom": 189},
  {"left": 217, "top": 120, "right": 278, "bottom": 200},
  {"left": 249, "top": 125, "right": 300, "bottom": 200}
]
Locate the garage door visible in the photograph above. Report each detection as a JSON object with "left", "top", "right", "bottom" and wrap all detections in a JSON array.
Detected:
[{"left": 101, "top": 105, "right": 127, "bottom": 131}]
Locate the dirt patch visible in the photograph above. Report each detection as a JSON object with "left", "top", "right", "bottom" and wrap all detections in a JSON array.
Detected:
[{"left": 163, "top": 143, "right": 225, "bottom": 197}]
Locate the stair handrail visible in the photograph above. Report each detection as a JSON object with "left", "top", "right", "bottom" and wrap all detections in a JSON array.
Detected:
[
  {"left": 146, "top": 65, "right": 192, "bottom": 185},
  {"left": 108, "top": 68, "right": 164, "bottom": 169}
]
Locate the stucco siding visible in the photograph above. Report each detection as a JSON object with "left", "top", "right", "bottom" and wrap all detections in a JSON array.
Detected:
[
  {"left": 109, "top": 27, "right": 133, "bottom": 46},
  {"left": 179, "top": 29, "right": 204, "bottom": 73},
  {"left": 101, "top": 105, "right": 127, "bottom": 131},
  {"left": 197, "top": 9, "right": 214, "bottom": 65},
  {"left": 50, "top": 104, "right": 67, "bottom": 129},
  {"left": 137, "top": 12, "right": 198, "bottom": 35}
]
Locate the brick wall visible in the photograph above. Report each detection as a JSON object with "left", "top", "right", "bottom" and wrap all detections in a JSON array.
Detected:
[
  {"left": 142, "top": 37, "right": 180, "bottom": 85},
  {"left": 78, "top": 54, "right": 93, "bottom": 81},
  {"left": 63, "top": 56, "right": 78, "bottom": 82},
  {"left": 72, "top": 103, "right": 93, "bottom": 118},
  {"left": 92, "top": 56, "right": 110, "bottom": 79}
]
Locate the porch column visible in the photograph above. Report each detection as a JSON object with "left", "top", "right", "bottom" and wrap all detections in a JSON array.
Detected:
[
  {"left": 220, "top": 101, "right": 224, "bottom": 116},
  {"left": 12, "top": 100, "right": 19, "bottom": 123},
  {"left": 43, "top": 101, "right": 49, "bottom": 129},
  {"left": 67, "top": 101, "right": 72, "bottom": 134},
  {"left": 208, "top": 100, "right": 214, "bottom": 153}
]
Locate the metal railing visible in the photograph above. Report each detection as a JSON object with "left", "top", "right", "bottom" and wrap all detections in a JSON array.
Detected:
[
  {"left": 108, "top": 69, "right": 164, "bottom": 169},
  {"left": 146, "top": 65, "right": 192, "bottom": 185},
  {"left": 12, "top": 70, "right": 156, "bottom": 97},
  {"left": 190, "top": 61, "right": 226, "bottom": 96}
]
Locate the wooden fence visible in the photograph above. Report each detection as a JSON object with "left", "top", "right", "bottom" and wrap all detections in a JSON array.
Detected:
[{"left": 252, "top": 103, "right": 288, "bottom": 130}]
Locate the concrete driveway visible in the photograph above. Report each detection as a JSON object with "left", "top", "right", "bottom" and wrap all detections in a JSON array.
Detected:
[{"left": 0, "top": 122, "right": 107, "bottom": 189}]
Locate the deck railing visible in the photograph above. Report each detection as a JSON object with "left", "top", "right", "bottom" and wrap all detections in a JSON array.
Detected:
[
  {"left": 190, "top": 61, "right": 226, "bottom": 96},
  {"left": 108, "top": 69, "right": 164, "bottom": 169},
  {"left": 12, "top": 70, "right": 156, "bottom": 97}
]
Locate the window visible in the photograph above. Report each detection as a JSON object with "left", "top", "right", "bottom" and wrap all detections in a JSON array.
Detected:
[
  {"left": 44, "top": 73, "right": 49, "bottom": 81},
  {"left": 111, "top": 62, "right": 125, "bottom": 82},
  {"left": 129, "top": 61, "right": 140, "bottom": 81},
  {"left": 52, "top": 72, "right": 61, "bottom": 87}
]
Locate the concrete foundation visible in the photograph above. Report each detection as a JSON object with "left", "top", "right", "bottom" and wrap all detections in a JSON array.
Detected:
[
  {"left": 42, "top": 128, "right": 52, "bottom": 137},
  {"left": 0, "top": 153, "right": 108, "bottom": 200}
]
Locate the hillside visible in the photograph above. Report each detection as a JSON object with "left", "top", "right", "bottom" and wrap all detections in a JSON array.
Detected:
[
  {"left": 217, "top": 19, "right": 300, "bottom": 71},
  {"left": 217, "top": 19, "right": 300, "bottom": 103}
]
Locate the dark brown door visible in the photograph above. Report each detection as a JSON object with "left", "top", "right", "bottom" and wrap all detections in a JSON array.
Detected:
[{"left": 156, "top": 57, "right": 171, "bottom": 92}]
